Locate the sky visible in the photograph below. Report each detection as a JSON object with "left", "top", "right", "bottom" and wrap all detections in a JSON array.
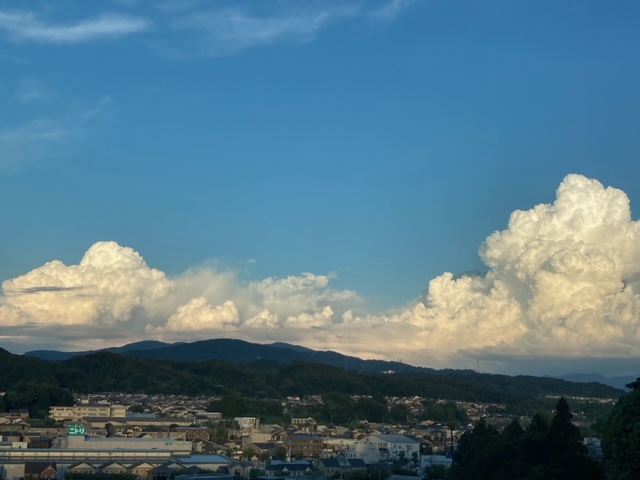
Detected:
[{"left": 1, "top": 0, "right": 640, "bottom": 377}]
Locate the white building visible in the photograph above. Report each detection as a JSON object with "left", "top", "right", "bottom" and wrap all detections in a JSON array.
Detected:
[
  {"left": 234, "top": 417, "right": 258, "bottom": 430},
  {"left": 323, "top": 437, "right": 358, "bottom": 456},
  {"left": 351, "top": 434, "right": 421, "bottom": 464}
]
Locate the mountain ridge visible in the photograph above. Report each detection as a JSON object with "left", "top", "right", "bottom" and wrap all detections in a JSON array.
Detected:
[
  {"left": 24, "top": 339, "right": 633, "bottom": 389},
  {"left": 26, "top": 338, "right": 432, "bottom": 375}
]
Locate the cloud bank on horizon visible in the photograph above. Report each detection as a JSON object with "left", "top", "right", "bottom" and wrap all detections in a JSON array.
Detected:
[{"left": 2, "top": 174, "right": 640, "bottom": 374}]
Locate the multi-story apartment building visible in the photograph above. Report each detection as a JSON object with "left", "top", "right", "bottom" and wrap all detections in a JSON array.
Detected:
[
  {"left": 49, "top": 404, "right": 127, "bottom": 422},
  {"left": 286, "top": 434, "right": 323, "bottom": 459},
  {"left": 351, "top": 434, "right": 421, "bottom": 463}
]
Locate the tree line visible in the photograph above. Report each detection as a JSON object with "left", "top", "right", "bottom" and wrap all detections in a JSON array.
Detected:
[{"left": 427, "top": 379, "right": 640, "bottom": 480}]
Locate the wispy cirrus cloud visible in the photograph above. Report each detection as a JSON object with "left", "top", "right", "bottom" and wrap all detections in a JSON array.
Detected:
[
  {"left": 155, "top": 0, "right": 206, "bottom": 14},
  {"left": 165, "top": 4, "right": 359, "bottom": 56},
  {"left": 16, "top": 78, "right": 52, "bottom": 104},
  {"left": 0, "top": 96, "right": 111, "bottom": 173},
  {"left": 0, "top": 118, "right": 71, "bottom": 144},
  {"left": 0, "top": 2, "right": 415, "bottom": 56},
  {"left": 0, "top": 10, "right": 151, "bottom": 44},
  {"left": 369, "top": 0, "right": 417, "bottom": 22}
]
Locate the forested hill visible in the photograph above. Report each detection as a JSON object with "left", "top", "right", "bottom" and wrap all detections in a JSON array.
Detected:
[
  {"left": 26, "top": 338, "right": 429, "bottom": 375},
  {"left": 0, "top": 347, "right": 626, "bottom": 418}
]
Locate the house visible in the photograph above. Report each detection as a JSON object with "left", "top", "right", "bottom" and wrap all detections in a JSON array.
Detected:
[
  {"left": 129, "top": 462, "right": 157, "bottom": 480},
  {"left": 9, "top": 410, "right": 30, "bottom": 419},
  {"left": 170, "top": 426, "right": 210, "bottom": 442},
  {"left": 98, "top": 462, "right": 128, "bottom": 475},
  {"left": 28, "top": 437, "right": 53, "bottom": 449},
  {"left": 291, "top": 417, "right": 315, "bottom": 426},
  {"left": 1, "top": 431, "right": 28, "bottom": 449},
  {"left": 291, "top": 417, "right": 316, "bottom": 433},
  {"left": 0, "top": 418, "right": 30, "bottom": 432},
  {"left": 234, "top": 417, "right": 259, "bottom": 430},
  {"left": 317, "top": 457, "right": 367, "bottom": 478},
  {"left": 67, "top": 462, "right": 97, "bottom": 475},
  {"left": 24, "top": 463, "right": 57, "bottom": 480},
  {"left": 193, "top": 439, "right": 219, "bottom": 453},
  {"left": 148, "top": 461, "right": 185, "bottom": 480},
  {"left": 245, "top": 441, "right": 277, "bottom": 458},
  {"left": 264, "top": 460, "right": 314, "bottom": 478}
]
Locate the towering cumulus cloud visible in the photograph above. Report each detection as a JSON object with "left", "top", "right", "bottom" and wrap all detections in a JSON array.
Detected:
[
  {"left": 408, "top": 174, "right": 640, "bottom": 359},
  {"left": 1, "top": 242, "right": 172, "bottom": 325},
  {"left": 1, "top": 174, "right": 640, "bottom": 371}
]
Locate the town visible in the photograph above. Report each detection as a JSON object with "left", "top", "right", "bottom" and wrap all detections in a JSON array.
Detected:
[{"left": 0, "top": 391, "right": 615, "bottom": 480}]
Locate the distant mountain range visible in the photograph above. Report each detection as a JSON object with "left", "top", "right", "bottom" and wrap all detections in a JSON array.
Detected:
[
  {"left": 552, "top": 373, "right": 637, "bottom": 390},
  {"left": 25, "top": 339, "right": 634, "bottom": 389},
  {"left": 25, "top": 338, "right": 437, "bottom": 375},
  {"left": 26, "top": 340, "right": 174, "bottom": 361}
]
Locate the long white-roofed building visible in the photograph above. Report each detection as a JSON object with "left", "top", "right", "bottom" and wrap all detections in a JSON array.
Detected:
[{"left": 0, "top": 426, "right": 206, "bottom": 480}]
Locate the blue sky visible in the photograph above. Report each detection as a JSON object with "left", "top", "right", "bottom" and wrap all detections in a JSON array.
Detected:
[{"left": 1, "top": 0, "right": 640, "bottom": 375}]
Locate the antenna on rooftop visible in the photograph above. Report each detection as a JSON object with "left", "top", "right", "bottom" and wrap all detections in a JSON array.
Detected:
[{"left": 476, "top": 359, "right": 480, "bottom": 373}]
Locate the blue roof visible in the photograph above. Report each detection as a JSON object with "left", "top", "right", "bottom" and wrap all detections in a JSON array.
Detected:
[{"left": 319, "top": 458, "right": 366, "bottom": 468}]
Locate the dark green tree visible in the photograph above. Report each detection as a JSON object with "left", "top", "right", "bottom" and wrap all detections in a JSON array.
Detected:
[
  {"left": 105, "top": 422, "right": 117, "bottom": 437},
  {"left": 452, "top": 399, "right": 603, "bottom": 480},
  {"left": 544, "top": 397, "right": 602, "bottom": 480},
  {"left": 387, "top": 404, "right": 410, "bottom": 424},
  {"left": 221, "top": 390, "right": 246, "bottom": 417},
  {"left": 275, "top": 446, "right": 287, "bottom": 461},
  {"left": 323, "top": 392, "right": 356, "bottom": 425},
  {"left": 602, "top": 377, "right": 640, "bottom": 480},
  {"left": 210, "top": 422, "right": 228, "bottom": 444},
  {"left": 243, "top": 447, "right": 256, "bottom": 460},
  {"left": 355, "top": 395, "right": 386, "bottom": 423},
  {"left": 424, "top": 464, "right": 451, "bottom": 480}
]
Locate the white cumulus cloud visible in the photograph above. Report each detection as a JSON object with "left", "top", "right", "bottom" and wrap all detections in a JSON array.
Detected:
[
  {"left": 1, "top": 241, "right": 172, "bottom": 325},
  {"left": 149, "top": 297, "right": 239, "bottom": 332},
  {"left": 285, "top": 305, "right": 335, "bottom": 328},
  {"left": 244, "top": 309, "right": 279, "bottom": 329},
  {"left": 2, "top": 174, "right": 640, "bottom": 375}
]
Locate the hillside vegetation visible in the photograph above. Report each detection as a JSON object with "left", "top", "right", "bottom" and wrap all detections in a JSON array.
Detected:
[{"left": 0, "top": 348, "right": 624, "bottom": 420}]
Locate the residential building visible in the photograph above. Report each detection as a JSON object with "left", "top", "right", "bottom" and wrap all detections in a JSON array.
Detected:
[
  {"left": 49, "top": 404, "right": 126, "bottom": 422},
  {"left": 351, "top": 434, "right": 421, "bottom": 464},
  {"left": 286, "top": 434, "right": 323, "bottom": 459},
  {"left": 234, "top": 417, "right": 259, "bottom": 430},
  {"left": 317, "top": 457, "right": 367, "bottom": 477},
  {"left": 264, "top": 460, "right": 314, "bottom": 478},
  {"left": 169, "top": 427, "right": 210, "bottom": 442},
  {"left": 23, "top": 462, "right": 57, "bottom": 480}
]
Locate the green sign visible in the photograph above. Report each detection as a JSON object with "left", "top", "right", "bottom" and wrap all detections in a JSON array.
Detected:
[{"left": 67, "top": 425, "right": 86, "bottom": 436}]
